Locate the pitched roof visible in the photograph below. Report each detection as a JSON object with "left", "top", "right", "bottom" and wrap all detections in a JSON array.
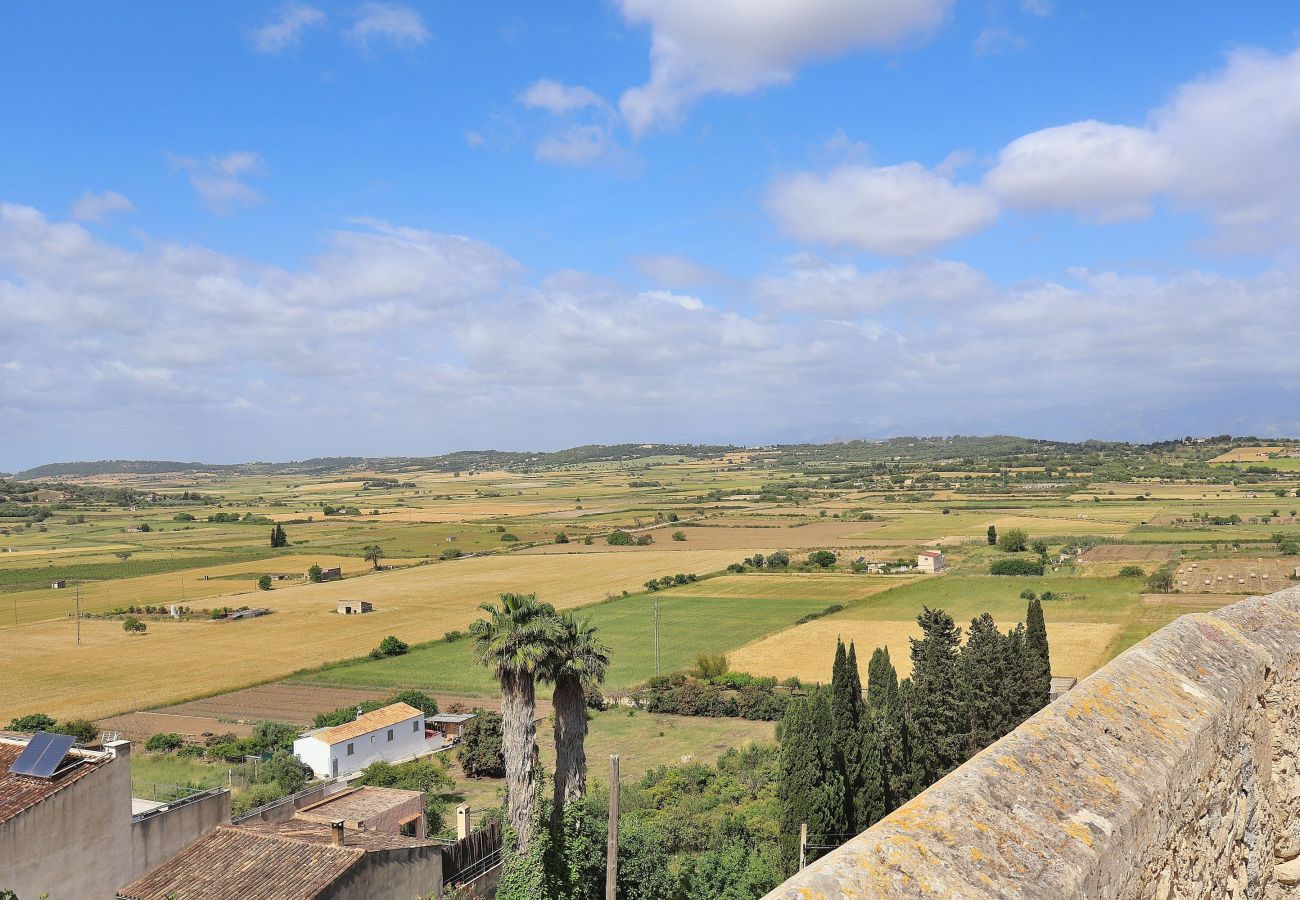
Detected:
[
  {"left": 919, "top": 550, "right": 943, "bottom": 557},
  {"left": 308, "top": 702, "right": 424, "bottom": 745},
  {"left": 117, "top": 826, "right": 364, "bottom": 900},
  {"left": 0, "top": 740, "right": 109, "bottom": 826},
  {"left": 240, "top": 818, "right": 431, "bottom": 850},
  {"left": 295, "top": 786, "right": 423, "bottom": 824}
]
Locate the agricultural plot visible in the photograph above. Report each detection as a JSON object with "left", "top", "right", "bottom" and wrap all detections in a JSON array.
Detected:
[
  {"left": 1169, "top": 556, "right": 1297, "bottom": 593},
  {"left": 0, "top": 548, "right": 756, "bottom": 720},
  {"left": 668, "top": 573, "right": 917, "bottom": 602}
]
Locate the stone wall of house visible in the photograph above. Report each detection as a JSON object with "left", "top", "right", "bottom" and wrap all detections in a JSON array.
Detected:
[{"left": 764, "top": 586, "right": 1300, "bottom": 899}]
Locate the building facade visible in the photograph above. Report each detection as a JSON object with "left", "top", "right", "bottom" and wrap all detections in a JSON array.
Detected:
[{"left": 293, "top": 703, "right": 435, "bottom": 779}]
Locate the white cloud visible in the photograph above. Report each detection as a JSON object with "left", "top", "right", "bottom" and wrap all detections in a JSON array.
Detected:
[
  {"left": 616, "top": 0, "right": 955, "bottom": 135},
  {"left": 767, "top": 162, "right": 998, "bottom": 255},
  {"left": 973, "top": 27, "right": 1027, "bottom": 57},
  {"left": 630, "top": 254, "right": 727, "bottom": 288},
  {"left": 1019, "top": 0, "right": 1052, "bottom": 17},
  {"left": 755, "top": 255, "right": 988, "bottom": 315},
  {"left": 520, "top": 80, "right": 609, "bottom": 115},
  {"left": 167, "top": 151, "right": 268, "bottom": 215},
  {"left": 535, "top": 125, "right": 620, "bottom": 166},
  {"left": 71, "top": 190, "right": 134, "bottom": 222},
  {"left": 985, "top": 120, "right": 1175, "bottom": 221},
  {"left": 250, "top": 3, "right": 326, "bottom": 53},
  {"left": 984, "top": 46, "right": 1300, "bottom": 250},
  {"left": 346, "top": 2, "right": 429, "bottom": 51}
]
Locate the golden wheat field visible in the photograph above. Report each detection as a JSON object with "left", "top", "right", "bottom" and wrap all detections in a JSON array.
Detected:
[
  {"left": 0, "top": 547, "right": 754, "bottom": 720},
  {"left": 728, "top": 618, "right": 1122, "bottom": 683}
]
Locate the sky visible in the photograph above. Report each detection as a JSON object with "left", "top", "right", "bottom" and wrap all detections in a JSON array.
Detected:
[{"left": 3, "top": 2, "right": 1300, "bottom": 469}]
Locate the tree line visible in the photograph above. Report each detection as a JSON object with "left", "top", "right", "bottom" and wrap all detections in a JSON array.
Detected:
[{"left": 776, "top": 598, "right": 1052, "bottom": 872}]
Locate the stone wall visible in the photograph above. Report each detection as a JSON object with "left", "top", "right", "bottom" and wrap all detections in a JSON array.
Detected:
[{"left": 764, "top": 586, "right": 1300, "bottom": 899}]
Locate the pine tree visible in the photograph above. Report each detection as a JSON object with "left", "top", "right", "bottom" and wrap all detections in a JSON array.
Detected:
[
  {"left": 907, "top": 607, "right": 967, "bottom": 786},
  {"left": 1024, "top": 597, "right": 1052, "bottom": 712},
  {"left": 777, "top": 689, "right": 846, "bottom": 874}
]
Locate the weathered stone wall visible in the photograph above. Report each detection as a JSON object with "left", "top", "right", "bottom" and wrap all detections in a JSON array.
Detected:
[{"left": 764, "top": 586, "right": 1300, "bottom": 899}]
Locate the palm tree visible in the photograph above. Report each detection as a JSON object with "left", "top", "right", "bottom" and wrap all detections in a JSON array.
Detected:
[
  {"left": 363, "top": 544, "right": 384, "bottom": 570},
  {"left": 546, "top": 613, "right": 610, "bottom": 812},
  {"left": 469, "top": 592, "right": 561, "bottom": 848}
]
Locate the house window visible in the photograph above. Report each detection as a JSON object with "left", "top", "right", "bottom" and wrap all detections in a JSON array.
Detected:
[
  {"left": 346, "top": 743, "right": 354, "bottom": 756},
  {"left": 387, "top": 729, "right": 394, "bottom": 742},
  {"left": 413, "top": 720, "right": 420, "bottom": 733}
]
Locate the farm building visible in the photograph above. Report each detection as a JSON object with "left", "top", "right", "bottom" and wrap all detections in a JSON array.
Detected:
[
  {"left": 292, "top": 702, "right": 436, "bottom": 780},
  {"left": 337, "top": 600, "right": 374, "bottom": 615},
  {"left": 50, "top": 579, "right": 66, "bottom": 589},
  {"left": 427, "top": 713, "right": 476, "bottom": 742},
  {"left": 224, "top": 607, "right": 269, "bottom": 621},
  {"left": 294, "top": 785, "right": 425, "bottom": 838},
  {"left": 917, "top": 550, "right": 945, "bottom": 573},
  {"left": 313, "top": 566, "right": 343, "bottom": 582}
]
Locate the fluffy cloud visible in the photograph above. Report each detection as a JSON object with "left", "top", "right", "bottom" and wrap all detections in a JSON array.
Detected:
[
  {"left": 766, "top": 162, "right": 998, "bottom": 255},
  {"left": 985, "top": 121, "right": 1174, "bottom": 221},
  {"left": 346, "top": 3, "right": 429, "bottom": 51},
  {"left": 71, "top": 190, "right": 134, "bottom": 222},
  {"left": 5, "top": 200, "right": 1300, "bottom": 467},
  {"left": 630, "top": 254, "right": 728, "bottom": 288},
  {"left": 617, "top": 0, "right": 955, "bottom": 135},
  {"left": 985, "top": 46, "right": 1300, "bottom": 249},
  {"left": 166, "top": 151, "right": 267, "bottom": 215},
  {"left": 519, "top": 80, "right": 620, "bottom": 167},
  {"left": 520, "top": 80, "right": 609, "bottom": 115},
  {"left": 250, "top": 3, "right": 326, "bottom": 53}
]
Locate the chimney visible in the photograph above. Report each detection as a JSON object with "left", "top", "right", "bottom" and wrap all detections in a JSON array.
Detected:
[
  {"left": 331, "top": 820, "right": 345, "bottom": 846},
  {"left": 356, "top": 706, "right": 363, "bottom": 721},
  {"left": 456, "top": 804, "right": 471, "bottom": 840}
]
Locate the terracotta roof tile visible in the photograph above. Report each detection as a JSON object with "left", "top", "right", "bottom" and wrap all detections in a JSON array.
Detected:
[
  {"left": 310, "top": 702, "right": 423, "bottom": 745},
  {"left": 0, "top": 740, "right": 110, "bottom": 826}
]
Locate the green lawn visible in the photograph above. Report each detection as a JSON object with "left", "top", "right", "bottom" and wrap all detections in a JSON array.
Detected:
[
  {"left": 130, "top": 753, "right": 230, "bottom": 799},
  {"left": 300, "top": 592, "right": 834, "bottom": 694}
]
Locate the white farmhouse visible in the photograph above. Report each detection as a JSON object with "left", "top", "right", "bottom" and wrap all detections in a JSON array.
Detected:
[
  {"left": 917, "top": 550, "right": 945, "bottom": 573},
  {"left": 292, "top": 702, "right": 435, "bottom": 779}
]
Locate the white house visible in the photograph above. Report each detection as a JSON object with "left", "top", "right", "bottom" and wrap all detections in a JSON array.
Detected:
[
  {"left": 917, "top": 550, "right": 945, "bottom": 573},
  {"left": 293, "top": 702, "right": 436, "bottom": 779}
]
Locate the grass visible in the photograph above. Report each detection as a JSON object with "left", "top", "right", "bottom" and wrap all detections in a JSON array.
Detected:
[
  {"left": 301, "top": 591, "right": 836, "bottom": 693},
  {"left": 130, "top": 752, "right": 230, "bottom": 798}
]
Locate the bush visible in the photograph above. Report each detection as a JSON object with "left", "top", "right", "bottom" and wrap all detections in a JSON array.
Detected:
[
  {"left": 49, "top": 719, "right": 99, "bottom": 744},
  {"left": 671, "top": 530, "right": 686, "bottom": 541},
  {"left": 443, "top": 630, "right": 464, "bottom": 642},
  {"left": 767, "top": 550, "right": 790, "bottom": 568},
  {"left": 439, "top": 547, "right": 463, "bottom": 560},
  {"left": 123, "top": 616, "right": 147, "bottom": 634},
  {"left": 173, "top": 512, "right": 195, "bottom": 522},
  {"left": 387, "top": 689, "right": 438, "bottom": 716},
  {"left": 998, "top": 529, "right": 1029, "bottom": 553},
  {"left": 634, "top": 534, "right": 654, "bottom": 546},
  {"left": 806, "top": 550, "right": 837, "bottom": 568},
  {"left": 989, "top": 558, "right": 1044, "bottom": 576},
  {"left": 9, "top": 713, "right": 56, "bottom": 732},
  {"left": 499, "top": 533, "right": 518, "bottom": 542},
  {"left": 258, "top": 575, "right": 272, "bottom": 591},
  {"left": 1019, "top": 589, "right": 1037, "bottom": 600},
  {"left": 554, "top": 532, "right": 569, "bottom": 544},
  {"left": 1031, "top": 540, "right": 1048, "bottom": 554},
  {"left": 1118, "top": 565, "right": 1145, "bottom": 577},
  {"left": 145, "top": 732, "right": 186, "bottom": 753},
  {"left": 1146, "top": 570, "right": 1175, "bottom": 593},
  {"left": 370, "top": 635, "right": 409, "bottom": 659},
  {"left": 458, "top": 710, "right": 505, "bottom": 778},
  {"left": 607, "top": 530, "right": 633, "bottom": 546},
  {"left": 726, "top": 563, "right": 745, "bottom": 573},
  {"left": 693, "top": 652, "right": 729, "bottom": 679},
  {"left": 307, "top": 564, "right": 323, "bottom": 582}
]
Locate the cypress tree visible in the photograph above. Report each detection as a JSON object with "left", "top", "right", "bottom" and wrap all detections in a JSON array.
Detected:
[
  {"left": 960, "top": 613, "right": 1014, "bottom": 755},
  {"left": 892, "top": 679, "right": 924, "bottom": 804},
  {"left": 777, "top": 689, "right": 846, "bottom": 874},
  {"left": 831, "top": 641, "right": 865, "bottom": 830},
  {"left": 907, "top": 606, "right": 967, "bottom": 785},
  {"left": 866, "top": 646, "right": 898, "bottom": 712},
  {"left": 852, "top": 710, "right": 889, "bottom": 829},
  {"left": 1024, "top": 598, "right": 1052, "bottom": 712},
  {"left": 1003, "top": 623, "right": 1036, "bottom": 726},
  {"left": 987, "top": 525, "right": 998, "bottom": 545}
]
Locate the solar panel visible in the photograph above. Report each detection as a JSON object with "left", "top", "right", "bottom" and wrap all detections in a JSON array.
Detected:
[{"left": 9, "top": 731, "right": 76, "bottom": 778}]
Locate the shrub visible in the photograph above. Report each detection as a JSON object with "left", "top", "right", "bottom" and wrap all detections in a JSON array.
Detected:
[
  {"left": 988, "top": 558, "right": 1044, "bottom": 576},
  {"left": 1040, "top": 590, "right": 1058, "bottom": 602},
  {"left": 554, "top": 532, "right": 569, "bottom": 544},
  {"left": 582, "top": 535, "right": 594, "bottom": 545},
  {"left": 439, "top": 547, "right": 463, "bottom": 560},
  {"left": 606, "top": 530, "right": 633, "bottom": 546},
  {"left": 123, "top": 616, "right": 147, "bottom": 634},
  {"left": 998, "top": 529, "right": 1029, "bottom": 553},
  {"left": 1118, "top": 565, "right": 1145, "bottom": 577},
  {"left": 458, "top": 710, "right": 505, "bottom": 778},
  {"left": 1019, "top": 589, "right": 1037, "bottom": 600},
  {"left": 634, "top": 534, "right": 654, "bottom": 546},
  {"left": 1146, "top": 570, "right": 1175, "bottom": 593},
  {"left": 671, "top": 530, "right": 686, "bottom": 541},
  {"left": 387, "top": 689, "right": 438, "bottom": 716},
  {"left": 145, "top": 732, "right": 186, "bottom": 753},
  {"left": 726, "top": 563, "right": 745, "bottom": 573},
  {"left": 173, "top": 512, "right": 195, "bottom": 522},
  {"left": 258, "top": 575, "right": 272, "bottom": 591},
  {"left": 51, "top": 719, "right": 98, "bottom": 744},
  {"left": 499, "top": 533, "right": 518, "bottom": 542},
  {"left": 307, "top": 564, "right": 322, "bottom": 583},
  {"left": 443, "top": 630, "right": 464, "bottom": 642},
  {"left": 692, "top": 652, "right": 729, "bottom": 679},
  {"left": 8, "top": 713, "right": 56, "bottom": 732},
  {"left": 370, "top": 635, "right": 409, "bottom": 658},
  {"left": 1031, "top": 539, "right": 1048, "bottom": 554},
  {"left": 806, "top": 550, "right": 837, "bottom": 568},
  {"left": 767, "top": 550, "right": 790, "bottom": 568}
]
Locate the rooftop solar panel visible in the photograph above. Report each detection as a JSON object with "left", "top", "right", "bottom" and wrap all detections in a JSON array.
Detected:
[{"left": 9, "top": 731, "right": 76, "bottom": 778}]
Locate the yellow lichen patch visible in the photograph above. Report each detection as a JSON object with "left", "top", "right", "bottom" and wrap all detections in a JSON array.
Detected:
[
  {"left": 996, "top": 755, "right": 1026, "bottom": 775},
  {"left": 1063, "top": 821, "right": 1095, "bottom": 847},
  {"left": 970, "top": 847, "right": 985, "bottom": 861}
]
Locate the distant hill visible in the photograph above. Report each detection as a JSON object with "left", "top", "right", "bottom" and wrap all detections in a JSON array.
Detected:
[{"left": 13, "top": 444, "right": 740, "bottom": 481}]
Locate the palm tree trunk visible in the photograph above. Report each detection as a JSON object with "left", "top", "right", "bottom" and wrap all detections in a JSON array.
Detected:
[
  {"left": 552, "top": 672, "right": 588, "bottom": 812},
  {"left": 501, "top": 670, "right": 538, "bottom": 847}
]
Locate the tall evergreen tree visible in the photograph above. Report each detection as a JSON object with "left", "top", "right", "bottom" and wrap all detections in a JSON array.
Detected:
[
  {"left": 892, "top": 679, "right": 924, "bottom": 804},
  {"left": 987, "top": 525, "right": 998, "bottom": 545},
  {"left": 866, "top": 646, "right": 898, "bottom": 712},
  {"left": 852, "top": 710, "right": 889, "bottom": 830},
  {"left": 777, "top": 689, "right": 845, "bottom": 874},
  {"left": 831, "top": 640, "right": 865, "bottom": 830},
  {"left": 960, "top": 613, "right": 1015, "bottom": 755},
  {"left": 907, "top": 607, "right": 967, "bottom": 785},
  {"left": 1024, "top": 597, "right": 1052, "bottom": 711},
  {"left": 1003, "top": 623, "right": 1037, "bottom": 726}
]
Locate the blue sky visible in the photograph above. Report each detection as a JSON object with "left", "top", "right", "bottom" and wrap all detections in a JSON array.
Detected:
[{"left": 3, "top": 2, "right": 1300, "bottom": 469}]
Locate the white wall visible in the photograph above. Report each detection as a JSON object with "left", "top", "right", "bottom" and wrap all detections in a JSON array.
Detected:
[{"left": 295, "top": 714, "right": 433, "bottom": 779}]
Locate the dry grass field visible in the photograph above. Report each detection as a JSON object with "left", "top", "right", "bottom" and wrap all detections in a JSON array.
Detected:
[
  {"left": 0, "top": 547, "right": 752, "bottom": 720},
  {"left": 669, "top": 573, "right": 918, "bottom": 602},
  {"left": 1171, "top": 556, "right": 1297, "bottom": 593},
  {"left": 519, "top": 520, "right": 898, "bottom": 552},
  {"left": 729, "top": 618, "right": 1122, "bottom": 683},
  {"left": 1209, "top": 446, "right": 1284, "bottom": 463}
]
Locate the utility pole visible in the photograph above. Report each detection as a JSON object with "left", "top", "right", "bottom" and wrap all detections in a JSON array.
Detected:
[
  {"left": 75, "top": 584, "right": 81, "bottom": 646},
  {"left": 799, "top": 823, "right": 808, "bottom": 871},
  {"left": 654, "top": 596, "right": 660, "bottom": 677},
  {"left": 605, "top": 755, "right": 620, "bottom": 900}
]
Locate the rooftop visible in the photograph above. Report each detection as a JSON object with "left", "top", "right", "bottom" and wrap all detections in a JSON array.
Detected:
[
  {"left": 294, "top": 786, "right": 423, "bottom": 826},
  {"left": 301, "top": 702, "right": 423, "bottom": 745},
  {"left": 429, "top": 713, "right": 475, "bottom": 724},
  {"left": 0, "top": 739, "right": 111, "bottom": 826},
  {"left": 117, "top": 825, "right": 364, "bottom": 900},
  {"left": 239, "top": 818, "right": 431, "bottom": 851}
]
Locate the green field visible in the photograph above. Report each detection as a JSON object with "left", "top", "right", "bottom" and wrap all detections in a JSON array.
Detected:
[{"left": 300, "top": 591, "right": 835, "bottom": 693}]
